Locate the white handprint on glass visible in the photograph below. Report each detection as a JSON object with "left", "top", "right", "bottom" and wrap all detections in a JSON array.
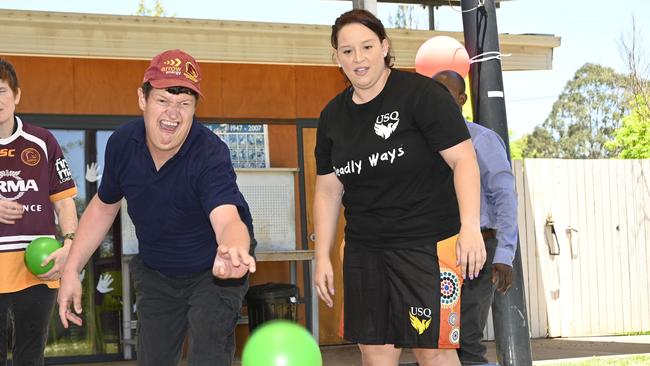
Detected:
[
  {"left": 96, "top": 273, "right": 114, "bottom": 294},
  {"left": 85, "top": 162, "right": 103, "bottom": 183}
]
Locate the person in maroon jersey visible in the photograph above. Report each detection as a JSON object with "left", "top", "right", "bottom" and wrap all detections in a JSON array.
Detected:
[{"left": 0, "top": 58, "right": 78, "bottom": 366}]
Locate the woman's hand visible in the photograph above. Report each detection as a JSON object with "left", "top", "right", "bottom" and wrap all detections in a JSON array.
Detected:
[
  {"left": 314, "top": 256, "right": 335, "bottom": 308},
  {"left": 456, "top": 226, "right": 486, "bottom": 280}
]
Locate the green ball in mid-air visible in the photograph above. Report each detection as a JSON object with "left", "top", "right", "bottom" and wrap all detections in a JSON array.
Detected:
[
  {"left": 24, "top": 237, "right": 62, "bottom": 275},
  {"left": 242, "top": 320, "right": 322, "bottom": 366}
]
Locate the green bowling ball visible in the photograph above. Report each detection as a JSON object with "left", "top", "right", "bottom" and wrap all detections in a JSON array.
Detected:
[
  {"left": 24, "top": 237, "right": 62, "bottom": 275},
  {"left": 242, "top": 320, "right": 322, "bottom": 366}
]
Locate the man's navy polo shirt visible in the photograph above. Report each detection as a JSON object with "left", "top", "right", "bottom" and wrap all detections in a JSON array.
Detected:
[{"left": 98, "top": 118, "right": 254, "bottom": 276}]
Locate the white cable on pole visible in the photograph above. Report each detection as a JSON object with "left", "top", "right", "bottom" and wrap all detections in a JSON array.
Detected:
[
  {"left": 448, "top": 0, "right": 484, "bottom": 13},
  {"left": 469, "top": 51, "right": 511, "bottom": 64}
]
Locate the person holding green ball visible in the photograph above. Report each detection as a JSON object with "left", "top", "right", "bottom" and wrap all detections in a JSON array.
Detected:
[
  {"left": 0, "top": 58, "right": 78, "bottom": 366},
  {"left": 24, "top": 237, "right": 64, "bottom": 276}
]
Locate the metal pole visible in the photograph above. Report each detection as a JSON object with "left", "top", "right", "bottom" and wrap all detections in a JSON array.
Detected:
[
  {"left": 428, "top": 5, "right": 435, "bottom": 30},
  {"left": 352, "top": 0, "right": 377, "bottom": 15},
  {"left": 121, "top": 256, "right": 134, "bottom": 359},
  {"left": 460, "top": 1, "right": 533, "bottom": 365}
]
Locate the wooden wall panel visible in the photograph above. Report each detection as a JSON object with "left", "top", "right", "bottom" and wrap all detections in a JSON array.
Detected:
[
  {"left": 195, "top": 62, "right": 223, "bottom": 118},
  {"left": 72, "top": 59, "right": 147, "bottom": 115},
  {"left": 221, "top": 64, "right": 296, "bottom": 119},
  {"left": 9, "top": 56, "right": 347, "bottom": 120},
  {"left": 268, "top": 124, "right": 297, "bottom": 168},
  {"left": 6, "top": 56, "right": 75, "bottom": 114},
  {"left": 295, "top": 66, "right": 346, "bottom": 118}
]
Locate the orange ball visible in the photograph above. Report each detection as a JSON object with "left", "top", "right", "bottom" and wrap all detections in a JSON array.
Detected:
[{"left": 415, "top": 36, "right": 470, "bottom": 78}]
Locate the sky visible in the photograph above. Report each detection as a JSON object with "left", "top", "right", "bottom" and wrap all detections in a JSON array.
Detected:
[{"left": 1, "top": 0, "right": 648, "bottom": 138}]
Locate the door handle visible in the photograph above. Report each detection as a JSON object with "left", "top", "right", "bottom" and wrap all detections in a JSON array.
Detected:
[
  {"left": 545, "top": 215, "right": 560, "bottom": 256},
  {"left": 566, "top": 226, "right": 578, "bottom": 258}
]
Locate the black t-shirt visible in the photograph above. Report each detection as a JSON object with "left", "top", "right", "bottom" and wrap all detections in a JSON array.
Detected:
[{"left": 315, "top": 69, "right": 470, "bottom": 249}]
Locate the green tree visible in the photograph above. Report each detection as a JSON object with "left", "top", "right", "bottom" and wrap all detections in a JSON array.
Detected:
[
  {"left": 509, "top": 136, "right": 525, "bottom": 160},
  {"left": 520, "top": 126, "right": 556, "bottom": 158},
  {"left": 599, "top": 16, "right": 650, "bottom": 159},
  {"left": 618, "top": 17, "right": 650, "bottom": 121},
  {"left": 522, "top": 63, "right": 632, "bottom": 158},
  {"left": 606, "top": 98, "right": 650, "bottom": 158}
]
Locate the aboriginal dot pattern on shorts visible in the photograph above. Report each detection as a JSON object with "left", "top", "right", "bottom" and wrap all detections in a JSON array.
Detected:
[
  {"left": 440, "top": 267, "right": 460, "bottom": 309},
  {"left": 449, "top": 327, "right": 460, "bottom": 344}
]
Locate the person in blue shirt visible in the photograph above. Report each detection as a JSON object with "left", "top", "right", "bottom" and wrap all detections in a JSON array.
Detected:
[
  {"left": 434, "top": 70, "right": 518, "bottom": 365},
  {"left": 57, "top": 49, "right": 256, "bottom": 366}
]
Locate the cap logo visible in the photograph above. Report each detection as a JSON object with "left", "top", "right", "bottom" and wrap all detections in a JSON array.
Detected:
[
  {"left": 144, "top": 50, "right": 203, "bottom": 96},
  {"left": 160, "top": 58, "right": 182, "bottom": 76},
  {"left": 164, "top": 58, "right": 182, "bottom": 67},
  {"left": 184, "top": 62, "right": 199, "bottom": 83}
]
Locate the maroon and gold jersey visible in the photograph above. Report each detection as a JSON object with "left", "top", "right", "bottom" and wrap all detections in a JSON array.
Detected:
[{"left": 0, "top": 117, "right": 77, "bottom": 293}]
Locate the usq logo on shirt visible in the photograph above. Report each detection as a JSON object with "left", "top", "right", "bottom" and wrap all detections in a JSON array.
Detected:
[{"left": 374, "top": 111, "right": 400, "bottom": 140}]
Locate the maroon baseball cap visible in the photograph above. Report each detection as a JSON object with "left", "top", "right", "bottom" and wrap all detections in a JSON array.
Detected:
[{"left": 143, "top": 49, "right": 203, "bottom": 97}]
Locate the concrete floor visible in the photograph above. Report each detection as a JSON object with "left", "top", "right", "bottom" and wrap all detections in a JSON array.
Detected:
[{"left": 62, "top": 335, "right": 650, "bottom": 365}]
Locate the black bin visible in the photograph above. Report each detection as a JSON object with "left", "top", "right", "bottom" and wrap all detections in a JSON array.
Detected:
[{"left": 245, "top": 283, "right": 298, "bottom": 332}]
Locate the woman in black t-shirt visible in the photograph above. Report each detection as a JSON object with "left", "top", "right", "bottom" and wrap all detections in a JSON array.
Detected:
[{"left": 313, "top": 9, "right": 486, "bottom": 366}]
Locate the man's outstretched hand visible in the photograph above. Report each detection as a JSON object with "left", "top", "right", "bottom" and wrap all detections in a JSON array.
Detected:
[{"left": 212, "top": 244, "right": 256, "bottom": 279}]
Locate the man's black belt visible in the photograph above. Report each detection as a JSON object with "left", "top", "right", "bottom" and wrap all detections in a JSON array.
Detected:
[{"left": 481, "top": 228, "right": 496, "bottom": 241}]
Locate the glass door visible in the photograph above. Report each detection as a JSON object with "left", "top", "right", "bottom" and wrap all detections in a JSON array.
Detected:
[{"left": 41, "top": 129, "right": 122, "bottom": 361}]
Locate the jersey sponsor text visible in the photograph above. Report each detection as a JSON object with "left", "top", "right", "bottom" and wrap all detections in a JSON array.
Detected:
[
  {"left": 0, "top": 148, "right": 15, "bottom": 157},
  {"left": 0, "top": 170, "right": 39, "bottom": 200},
  {"left": 55, "top": 158, "right": 73, "bottom": 183}
]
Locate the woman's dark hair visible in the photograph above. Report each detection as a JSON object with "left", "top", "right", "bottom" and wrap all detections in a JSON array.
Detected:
[
  {"left": 141, "top": 81, "right": 199, "bottom": 101},
  {"left": 0, "top": 59, "right": 20, "bottom": 95},
  {"left": 330, "top": 9, "right": 394, "bottom": 68}
]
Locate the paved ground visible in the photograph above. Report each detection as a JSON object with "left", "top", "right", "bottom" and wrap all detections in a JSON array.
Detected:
[
  {"left": 522, "top": 336, "right": 650, "bottom": 362},
  {"left": 319, "top": 336, "right": 650, "bottom": 365},
  {"left": 64, "top": 335, "right": 650, "bottom": 365}
]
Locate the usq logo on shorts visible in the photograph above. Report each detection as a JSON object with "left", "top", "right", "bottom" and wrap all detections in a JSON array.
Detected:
[{"left": 408, "top": 306, "right": 432, "bottom": 335}]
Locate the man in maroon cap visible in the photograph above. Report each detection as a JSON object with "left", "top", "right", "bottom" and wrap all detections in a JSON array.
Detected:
[{"left": 58, "top": 49, "right": 257, "bottom": 366}]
